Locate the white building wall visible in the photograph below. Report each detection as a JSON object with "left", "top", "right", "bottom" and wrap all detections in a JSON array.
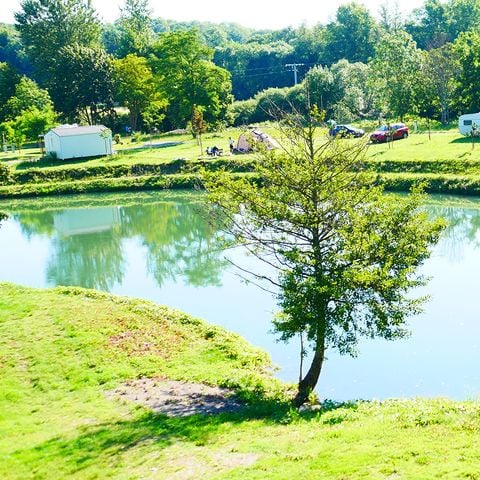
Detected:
[
  {"left": 45, "top": 130, "right": 113, "bottom": 160},
  {"left": 60, "top": 134, "right": 111, "bottom": 160},
  {"left": 44, "top": 132, "right": 62, "bottom": 158}
]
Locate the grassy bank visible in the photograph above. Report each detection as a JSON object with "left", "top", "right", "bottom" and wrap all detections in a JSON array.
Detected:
[{"left": 2, "top": 283, "right": 480, "bottom": 479}]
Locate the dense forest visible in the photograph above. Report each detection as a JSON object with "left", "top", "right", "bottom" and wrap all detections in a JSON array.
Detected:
[{"left": 1, "top": 0, "right": 480, "bottom": 142}]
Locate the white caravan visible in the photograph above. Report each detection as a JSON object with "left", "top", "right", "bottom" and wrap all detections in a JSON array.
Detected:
[{"left": 458, "top": 113, "right": 480, "bottom": 135}]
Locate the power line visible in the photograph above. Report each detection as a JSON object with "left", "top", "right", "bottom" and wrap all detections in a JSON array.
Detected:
[{"left": 285, "top": 63, "right": 305, "bottom": 85}]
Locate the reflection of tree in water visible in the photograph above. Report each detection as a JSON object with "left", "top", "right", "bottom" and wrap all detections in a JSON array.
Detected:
[
  {"left": 12, "top": 210, "right": 56, "bottom": 239},
  {"left": 10, "top": 193, "right": 228, "bottom": 290},
  {"left": 46, "top": 229, "right": 125, "bottom": 291},
  {"left": 120, "top": 201, "right": 228, "bottom": 287},
  {"left": 426, "top": 202, "right": 480, "bottom": 262},
  {"left": 0, "top": 212, "right": 7, "bottom": 228}
]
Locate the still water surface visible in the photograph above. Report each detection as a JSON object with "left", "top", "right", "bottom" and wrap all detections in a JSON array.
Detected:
[{"left": 1, "top": 191, "right": 479, "bottom": 401}]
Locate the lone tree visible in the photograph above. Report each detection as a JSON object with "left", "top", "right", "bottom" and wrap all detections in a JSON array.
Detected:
[{"left": 202, "top": 109, "right": 444, "bottom": 406}]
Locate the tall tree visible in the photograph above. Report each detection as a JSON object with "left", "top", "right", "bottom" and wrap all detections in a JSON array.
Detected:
[
  {"left": 0, "top": 24, "right": 31, "bottom": 74},
  {"left": 15, "top": 0, "right": 100, "bottom": 84},
  {"left": 448, "top": 0, "right": 480, "bottom": 41},
  {"left": 0, "top": 62, "right": 20, "bottom": 121},
  {"left": 371, "top": 31, "right": 422, "bottom": 120},
  {"left": 4, "top": 76, "right": 53, "bottom": 120},
  {"left": 417, "top": 45, "right": 458, "bottom": 124},
  {"left": 324, "top": 2, "right": 380, "bottom": 64},
  {"left": 52, "top": 44, "right": 116, "bottom": 125},
  {"left": 202, "top": 109, "right": 444, "bottom": 406},
  {"left": 115, "top": 54, "right": 164, "bottom": 131},
  {"left": 117, "top": 0, "right": 156, "bottom": 57},
  {"left": 453, "top": 31, "right": 480, "bottom": 114},
  {"left": 151, "top": 30, "right": 232, "bottom": 129},
  {"left": 405, "top": 0, "right": 450, "bottom": 49}
]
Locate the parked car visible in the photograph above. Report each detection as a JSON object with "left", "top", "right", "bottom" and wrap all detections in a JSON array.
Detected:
[
  {"left": 329, "top": 124, "right": 365, "bottom": 138},
  {"left": 370, "top": 123, "right": 409, "bottom": 143}
]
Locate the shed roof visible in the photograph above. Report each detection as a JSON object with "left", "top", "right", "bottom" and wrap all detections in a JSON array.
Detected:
[{"left": 49, "top": 125, "right": 109, "bottom": 137}]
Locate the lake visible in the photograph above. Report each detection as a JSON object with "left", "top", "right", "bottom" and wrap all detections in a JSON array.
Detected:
[{"left": 1, "top": 191, "right": 479, "bottom": 401}]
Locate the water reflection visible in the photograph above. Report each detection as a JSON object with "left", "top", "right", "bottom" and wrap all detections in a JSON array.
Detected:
[
  {"left": 426, "top": 196, "right": 480, "bottom": 261},
  {"left": 3, "top": 192, "right": 480, "bottom": 400},
  {"left": 5, "top": 192, "right": 227, "bottom": 291}
]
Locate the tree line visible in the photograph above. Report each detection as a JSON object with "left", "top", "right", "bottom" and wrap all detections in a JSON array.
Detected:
[{"left": 1, "top": 0, "right": 480, "bottom": 143}]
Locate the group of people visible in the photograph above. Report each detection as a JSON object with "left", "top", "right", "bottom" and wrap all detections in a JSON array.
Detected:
[
  {"left": 206, "top": 145, "right": 222, "bottom": 156},
  {"left": 206, "top": 137, "right": 236, "bottom": 157}
]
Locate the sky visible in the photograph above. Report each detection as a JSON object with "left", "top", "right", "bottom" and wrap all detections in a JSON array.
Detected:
[{"left": 0, "top": 0, "right": 425, "bottom": 30}]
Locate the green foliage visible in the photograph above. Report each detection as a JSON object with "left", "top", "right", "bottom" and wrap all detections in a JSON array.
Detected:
[
  {"left": 116, "top": 0, "right": 156, "bottom": 56},
  {"left": 324, "top": 3, "right": 380, "bottom": 63},
  {"left": 214, "top": 41, "right": 295, "bottom": 100},
  {"left": 14, "top": 107, "right": 57, "bottom": 140},
  {"left": 0, "top": 24, "right": 31, "bottom": 74},
  {"left": 203, "top": 113, "right": 444, "bottom": 405},
  {"left": 453, "top": 30, "right": 480, "bottom": 114},
  {"left": 4, "top": 76, "right": 53, "bottom": 119},
  {"left": 52, "top": 44, "right": 116, "bottom": 125},
  {"left": 115, "top": 54, "right": 164, "bottom": 131},
  {"left": 372, "top": 31, "right": 422, "bottom": 119},
  {"left": 151, "top": 29, "right": 233, "bottom": 129},
  {"left": 0, "top": 62, "right": 20, "bottom": 121},
  {"left": 15, "top": 0, "right": 101, "bottom": 84}
]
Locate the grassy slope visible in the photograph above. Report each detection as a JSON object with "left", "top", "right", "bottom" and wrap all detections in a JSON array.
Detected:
[{"left": 2, "top": 283, "right": 480, "bottom": 479}]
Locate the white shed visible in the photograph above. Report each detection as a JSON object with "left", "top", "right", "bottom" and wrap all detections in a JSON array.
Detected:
[
  {"left": 44, "top": 125, "right": 113, "bottom": 160},
  {"left": 458, "top": 113, "right": 480, "bottom": 135}
]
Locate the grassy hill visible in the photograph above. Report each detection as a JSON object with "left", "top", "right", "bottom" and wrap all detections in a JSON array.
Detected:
[{"left": 2, "top": 283, "right": 480, "bottom": 479}]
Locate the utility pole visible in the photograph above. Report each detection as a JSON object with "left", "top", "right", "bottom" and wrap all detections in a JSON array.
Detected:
[{"left": 285, "top": 63, "right": 305, "bottom": 85}]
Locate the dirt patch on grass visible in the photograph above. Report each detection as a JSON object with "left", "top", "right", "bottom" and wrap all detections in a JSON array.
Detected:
[{"left": 107, "top": 378, "right": 244, "bottom": 417}]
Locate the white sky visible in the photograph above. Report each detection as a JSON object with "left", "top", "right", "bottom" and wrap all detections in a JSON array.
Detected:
[{"left": 0, "top": 0, "right": 424, "bottom": 29}]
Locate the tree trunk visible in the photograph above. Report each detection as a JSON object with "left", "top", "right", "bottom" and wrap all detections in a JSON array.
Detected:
[{"left": 293, "top": 330, "right": 326, "bottom": 407}]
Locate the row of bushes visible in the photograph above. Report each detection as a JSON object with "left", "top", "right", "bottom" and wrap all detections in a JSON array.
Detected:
[
  {"left": 3, "top": 157, "right": 256, "bottom": 186},
  {"left": 3, "top": 169, "right": 480, "bottom": 199},
  {"left": 0, "top": 174, "right": 201, "bottom": 198},
  {"left": 363, "top": 159, "right": 480, "bottom": 175}
]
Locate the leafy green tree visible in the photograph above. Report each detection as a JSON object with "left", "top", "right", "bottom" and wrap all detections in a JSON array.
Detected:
[
  {"left": 447, "top": 0, "right": 480, "bottom": 41},
  {"left": 302, "top": 66, "right": 338, "bottom": 114},
  {"left": 0, "top": 62, "right": 20, "bottom": 121},
  {"left": 406, "top": 0, "right": 450, "bottom": 49},
  {"left": 52, "top": 44, "right": 116, "bottom": 125},
  {"left": 371, "top": 31, "right": 422, "bottom": 120},
  {"left": 14, "top": 106, "right": 57, "bottom": 140},
  {"left": 202, "top": 110, "right": 444, "bottom": 406},
  {"left": 142, "top": 100, "right": 167, "bottom": 133},
  {"left": 0, "top": 24, "right": 31, "bottom": 74},
  {"left": 115, "top": 54, "right": 162, "bottom": 131},
  {"left": 324, "top": 2, "right": 380, "bottom": 64},
  {"left": 116, "top": 0, "right": 156, "bottom": 57},
  {"left": 417, "top": 45, "right": 458, "bottom": 124},
  {"left": 151, "top": 30, "right": 232, "bottom": 129},
  {"left": 15, "top": 0, "right": 100, "bottom": 83},
  {"left": 214, "top": 41, "right": 294, "bottom": 100},
  {"left": 4, "top": 76, "right": 53, "bottom": 119},
  {"left": 453, "top": 31, "right": 480, "bottom": 114}
]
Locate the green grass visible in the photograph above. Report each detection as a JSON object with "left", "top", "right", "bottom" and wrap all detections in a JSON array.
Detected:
[
  {"left": 366, "top": 131, "right": 480, "bottom": 163},
  {"left": 4, "top": 129, "right": 480, "bottom": 198},
  {"left": 2, "top": 282, "right": 480, "bottom": 479}
]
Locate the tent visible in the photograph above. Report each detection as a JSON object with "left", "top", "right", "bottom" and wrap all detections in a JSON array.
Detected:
[{"left": 236, "top": 128, "right": 280, "bottom": 152}]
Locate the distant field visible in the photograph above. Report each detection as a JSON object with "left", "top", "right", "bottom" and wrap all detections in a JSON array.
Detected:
[{"left": 3, "top": 127, "right": 480, "bottom": 198}]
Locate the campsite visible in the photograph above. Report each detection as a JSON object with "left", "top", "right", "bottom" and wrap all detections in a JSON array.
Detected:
[{"left": 4, "top": 0, "right": 480, "bottom": 478}]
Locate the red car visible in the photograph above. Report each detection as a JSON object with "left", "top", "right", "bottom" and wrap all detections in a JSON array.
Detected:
[{"left": 370, "top": 123, "right": 409, "bottom": 143}]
